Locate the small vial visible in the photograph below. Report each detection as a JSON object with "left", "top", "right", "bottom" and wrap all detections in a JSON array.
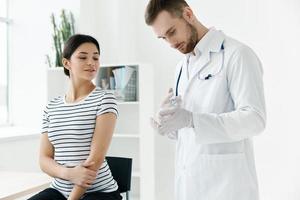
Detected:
[{"left": 170, "top": 96, "right": 177, "bottom": 106}]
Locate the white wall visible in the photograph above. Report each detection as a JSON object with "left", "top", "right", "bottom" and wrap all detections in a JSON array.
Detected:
[
  {"left": 9, "top": 0, "right": 80, "bottom": 128},
  {"left": 81, "top": 0, "right": 300, "bottom": 200},
  {"left": 79, "top": 0, "right": 138, "bottom": 64}
]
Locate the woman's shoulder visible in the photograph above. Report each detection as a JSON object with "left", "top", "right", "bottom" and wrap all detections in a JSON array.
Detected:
[
  {"left": 46, "top": 96, "right": 64, "bottom": 107},
  {"left": 94, "top": 87, "right": 118, "bottom": 116},
  {"left": 92, "top": 87, "right": 116, "bottom": 99}
]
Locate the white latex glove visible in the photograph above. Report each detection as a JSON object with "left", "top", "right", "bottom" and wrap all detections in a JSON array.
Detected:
[
  {"left": 150, "top": 88, "right": 181, "bottom": 137},
  {"left": 158, "top": 97, "right": 193, "bottom": 135},
  {"left": 157, "top": 90, "right": 182, "bottom": 123}
]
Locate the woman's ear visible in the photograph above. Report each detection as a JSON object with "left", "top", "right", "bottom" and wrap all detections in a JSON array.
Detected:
[
  {"left": 182, "top": 7, "right": 195, "bottom": 24},
  {"left": 62, "top": 58, "right": 70, "bottom": 70}
]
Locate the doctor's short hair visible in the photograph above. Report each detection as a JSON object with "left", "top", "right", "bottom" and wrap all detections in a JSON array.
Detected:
[
  {"left": 62, "top": 34, "right": 100, "bottom": 77},
  {"left": 145, "top": 0, "right": 189, "bottom": 25}
]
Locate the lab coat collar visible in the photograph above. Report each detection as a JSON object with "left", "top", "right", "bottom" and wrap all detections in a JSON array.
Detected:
[
  {"left": 209, "top": 29, "right": 225, "bottom": 53},
  {"left": 181, "top": 28, "right": 225, "bottom": 98},
  {"left": 185, "top": 27, "right": 225, "bottom": 58}
]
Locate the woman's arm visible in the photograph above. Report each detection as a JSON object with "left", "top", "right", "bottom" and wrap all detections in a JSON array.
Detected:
[
  {"left": 68, "top": 113, "right": 117, "bottom": 200},
  {"left": 39, "top": 133, "right": 97, "bottom": 187},
  {"left": 39, "top": 133, "right": 69, "bottom": 179}
]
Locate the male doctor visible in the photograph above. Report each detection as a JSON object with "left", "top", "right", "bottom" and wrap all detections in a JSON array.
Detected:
[{"left": 145, "top": 0, "right": 266, "bottom": 200}]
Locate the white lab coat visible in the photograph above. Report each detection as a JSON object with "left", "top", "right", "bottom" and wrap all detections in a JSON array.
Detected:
[{"left": 173, "top": 29, "right": 266, "bottom": 200}]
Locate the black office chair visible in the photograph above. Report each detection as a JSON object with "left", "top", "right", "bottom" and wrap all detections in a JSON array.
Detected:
[{"left": 106, "top": 156, "right": 133, "bottom": 200}]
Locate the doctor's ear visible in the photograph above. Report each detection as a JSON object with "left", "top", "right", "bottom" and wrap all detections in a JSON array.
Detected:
[{"left": 182, "top": 7, "right": 195, "bottom": 23}]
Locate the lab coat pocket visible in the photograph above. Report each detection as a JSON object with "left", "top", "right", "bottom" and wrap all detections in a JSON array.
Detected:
[
  {"left": 198, "top": 51, "right": 224, "bottom": 80},
  {"left": 185, "top": 153, "right": 258, "bottom": 200}
]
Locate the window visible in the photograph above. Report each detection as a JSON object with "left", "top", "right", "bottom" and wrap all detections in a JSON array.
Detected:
[
  {"left": 0, "top": 0, "right": 9, "bottom": 125},
  {"left": 0, "top": 0, "right": 7, "bottom": 18}
]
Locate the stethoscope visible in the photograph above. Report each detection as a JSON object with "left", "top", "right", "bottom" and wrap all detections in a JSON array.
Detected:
[{"left": 175, "top": 43, "right": 225, "bottom": 96}]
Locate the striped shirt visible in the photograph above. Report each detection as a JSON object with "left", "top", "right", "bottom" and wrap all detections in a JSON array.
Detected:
[{"left": 41, "top": 87, "right": 118, "bottom": 198}]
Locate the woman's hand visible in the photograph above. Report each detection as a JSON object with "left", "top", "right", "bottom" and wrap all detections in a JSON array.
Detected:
[{"left": 67, "top": 161, "right": 97, "bottom": 188}]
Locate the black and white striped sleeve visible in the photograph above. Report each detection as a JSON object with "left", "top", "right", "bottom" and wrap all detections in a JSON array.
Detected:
[
  {"left": 41, "top": 106, "right": 49, "bottom": 134},
  {"left": 96, "top": 92, "right": 118, "bottom": 117}
]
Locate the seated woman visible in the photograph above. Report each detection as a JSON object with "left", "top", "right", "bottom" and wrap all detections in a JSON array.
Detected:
[{"left": 28, "top": 34, "right": 122, "bottom": 200}]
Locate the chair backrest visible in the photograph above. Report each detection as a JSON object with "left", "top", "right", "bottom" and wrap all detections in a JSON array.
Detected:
[{"left": 106, "top": 156, "right": 132, "bottom": 193}]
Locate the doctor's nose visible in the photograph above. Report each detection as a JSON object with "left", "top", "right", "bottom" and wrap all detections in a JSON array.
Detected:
[
  {"left": 170, "top": 42, "right": 177, "bottom": 49},
  {"left": 164, "top": 36, "right": 177, "bottom": 48},
  {"left": 171, "top": 42, "right": 181, "bottom": 49},
  {"left": 170, "top": 39, "right": 179, "bottom": 48}
]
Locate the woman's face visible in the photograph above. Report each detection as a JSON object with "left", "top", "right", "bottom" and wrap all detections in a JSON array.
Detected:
[{"left": 65, "top": 42, "right": 100, "bottom": 81}]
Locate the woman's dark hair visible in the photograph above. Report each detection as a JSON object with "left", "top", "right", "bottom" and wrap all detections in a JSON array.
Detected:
[
  {"left": 62, "top": 34, "right": 100, "bottom": 77},
  {"left": 145, "top": 0, "right": 189, "bottom": 25}
]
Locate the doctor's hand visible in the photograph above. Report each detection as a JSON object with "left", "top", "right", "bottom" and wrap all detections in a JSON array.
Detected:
[
  {"left": 160, "top": 88, "right": 176, "bottom": 108},
  {"left": 158, "top": 100, "right": 194, "bottom": 135},
  {"left": 150, "top": 88, "right": 180, "bottom": 136}
]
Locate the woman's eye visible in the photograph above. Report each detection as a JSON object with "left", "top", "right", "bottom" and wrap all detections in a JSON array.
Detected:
[
  {"left": 79, "top": 57, "right": 86, "bottom": 60},
  {"left": 93, "top": 57, "right": 99, "bottom": 61}
]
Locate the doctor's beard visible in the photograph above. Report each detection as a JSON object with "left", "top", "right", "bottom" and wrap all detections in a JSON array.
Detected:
[{"left": 182, "top": 21, "right": 199, "bottom": 54}]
